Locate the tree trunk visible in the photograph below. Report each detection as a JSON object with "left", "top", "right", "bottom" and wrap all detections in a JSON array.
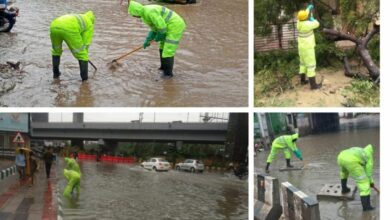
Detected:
[{"left": 323, "top": 26, "right": 380, "bottom": 80}]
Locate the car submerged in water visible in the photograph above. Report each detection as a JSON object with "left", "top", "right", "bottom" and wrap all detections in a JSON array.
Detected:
[
  {"left": 175, "top": 159, "right": 204, "bottom": 173},
  {"left": 141, "top": 157, "right": 171, "bottom": 171}
]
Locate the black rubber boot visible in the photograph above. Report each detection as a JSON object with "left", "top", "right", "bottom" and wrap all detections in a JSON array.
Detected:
[
  {"left": 161, "top": 56, "right": 174, "bottom": 79},
  {"left": 78, "top": 60, "right": 88, "bottom": 81},
  {"left": 300, "top": 73, "right": 308, "bottom": 85},
  {"left": 361, "top": 195, "right": 375, "bottom": 211},
  {"left": 286, "top": 159, "right": 293, "bottom": 168},
  {"left": 52, "top": 56, "right": 61, "bottom": 78},
  {"left": 265, "top": 163, "right": 270, "bottom": 173},
  {"left": 341, "top": 179, "right": 351, "bottom": 194},
  {"left": 158, "top": 49, "right": 163, "bottom": 71},
  {"left": 309, "top": 76, "right": 322, "bottom": 90}
]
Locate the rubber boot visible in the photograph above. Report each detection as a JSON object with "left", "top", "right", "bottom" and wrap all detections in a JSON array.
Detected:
[
  {"left": 78, "top": 60, "right": 88, "bottom": 81},
  {"left": 161, "top": 56, "right": 174, "bottom": 79},
  {"left": 158, "top": 49, "right": 163, "bottom": 71},
  {"left": 300, "top": 73, "right": 308, "bottom": 85},
  {"left": 286, "top": 159, "right": 293, "bottom": 168},
  {"left": 361, "top": 195, "right": 375, "bottom": 211},
  {"left": 52, "top": 56, "right": 61, "bottom": 78},
  {"left": 265, "top": 163, "right": 270, "bottom": 173},
  {"left": 309, "top": 76, "right": 322, "bottom": 90},
  {"left": 341, "top": 179, "right": 351, "bottom": 194}
]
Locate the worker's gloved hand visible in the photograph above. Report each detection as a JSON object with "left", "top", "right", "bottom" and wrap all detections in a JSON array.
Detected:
[
  {"left": 370, "top": 183, "right": 375, "bottom": 187},
  {"left": 306, "top": 4, "right": 314, "bottom": 11},
  {"left": 293, "top": 150, "right": 303, "bottom": 160},
  {"left": 309, "top": 15, "right": 315, "bottom": 21},
  {"left": 154, "top": 32, "right": 166, "bottom": 42},
  {"left": 143, "top": 31, "right": 156, "bottom": 49}
]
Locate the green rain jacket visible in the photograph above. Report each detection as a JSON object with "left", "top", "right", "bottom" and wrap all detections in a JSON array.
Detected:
[
  {"left": 51, "top": 11, "right": 95, "bottom": 47},
  {"left": 272, "top": 134, "right": 299, "bottom": 151},
  {"left": 338, "top": 145, "right": 374, "bottom": 183},
  {"left": 297, "top": 19, "right": 319, "bottom": 50},
  {"left": 64, "top": 157, "right": 81, "bottom": 174},
  {"left": 128, "top": 1, "right": 184, "bottom": 35}
]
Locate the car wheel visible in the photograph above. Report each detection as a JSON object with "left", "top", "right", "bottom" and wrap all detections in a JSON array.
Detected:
[
  {"left": 153, "top": 166, "right": 157, "bottom": 172},
  {"left": 190, "top": 167, "right": 195, "bottom": 173},
  {"left": 176, "top": 166, "right": 180, "bottom": 171}
]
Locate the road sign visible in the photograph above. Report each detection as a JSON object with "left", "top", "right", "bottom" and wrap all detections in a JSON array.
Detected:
[{"left": 12, "top": 132, "right": 25, "bottom": 144}]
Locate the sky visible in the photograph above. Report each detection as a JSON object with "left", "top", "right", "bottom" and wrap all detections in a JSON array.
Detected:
[{"left": 49, "top": 113, "right": 229, "bottom": 123}]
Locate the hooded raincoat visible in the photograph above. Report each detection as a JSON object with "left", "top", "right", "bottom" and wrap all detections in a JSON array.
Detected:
[
  {"left": 128, "top": 1, "right": 186, "bottom": 58},
  {"left": 297, "top": 17, "right": 319, "bottom": 78},
  {"left": 63, "top": 169, "right": 81, "bottom": 197},
  {"left": 50, "top": 11, "right": 95, "bottom": 61},
  {"left": 337, "top": 145, "right": 374, "bottom": 196},
  {"left": 267, "top": 133, "right": 301, "bottom": 163}
]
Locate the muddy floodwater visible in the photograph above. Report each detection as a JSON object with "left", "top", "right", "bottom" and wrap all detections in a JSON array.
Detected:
[
  {"left": 0, "top": 0, "right": 248, "bottom": 107},
  {"left": 255, "top": 115, "right": 380, "bottom": 220},
  {"left": 56, "top": 161, "right": 248, "bottom": 219}
]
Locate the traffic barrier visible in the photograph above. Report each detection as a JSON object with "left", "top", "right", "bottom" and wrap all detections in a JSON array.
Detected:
[
  {"left": 280, "top": 182, "right": 321, "bottom": 220},
  {"left": 254, "top": 174, "right": 282, "bottom": 220},
  {"left": 77, "top": 153, "right": 136, "bottom": 164},
  {"left": 0, "top": 165, "right": 16, "bottom": 181}
]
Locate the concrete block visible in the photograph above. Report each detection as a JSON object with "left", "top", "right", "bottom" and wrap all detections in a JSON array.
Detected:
[
  {"left": 317, "top": 184, "right": 357, "bottom": 200},
  {"left": 279, "top": 167, "right": 303, "bottom": 172},
  {"left": 255, "top": 174, "right": 282, "bottom": 220}
]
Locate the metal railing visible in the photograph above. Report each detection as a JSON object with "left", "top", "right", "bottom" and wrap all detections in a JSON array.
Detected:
[{"left": 255, "top": 22, "right": 298, "bottom": 52}]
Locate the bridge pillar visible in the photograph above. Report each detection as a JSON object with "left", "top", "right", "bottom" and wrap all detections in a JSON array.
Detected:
[
  {"left": 175, "top": 141, "right": 183, "bottom": 150},
  {"left": 103, "top": 139, "right": 118, "bottom": 153},
  {"left": 71, "top": 139, "right": 84, "bottom": 150}
]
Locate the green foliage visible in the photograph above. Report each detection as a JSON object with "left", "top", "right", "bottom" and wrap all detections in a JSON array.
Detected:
[
  {"left": 340, "top": 0, "right": 379, "bottom": 37},
  {"left": 342, "top": 79, "right": 380, "bottom": 107},
  {"left": 368, "top": 35, "right": 380, "bottom": 63}
]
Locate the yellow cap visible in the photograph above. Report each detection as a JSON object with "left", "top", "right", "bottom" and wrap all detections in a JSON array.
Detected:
[{"left": 297, "top": 10, "right": 309, "bottom": 21}]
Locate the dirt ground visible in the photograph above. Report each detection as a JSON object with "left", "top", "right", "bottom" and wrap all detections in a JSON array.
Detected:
[{"left": 256, "top": 68, "right": 354, "bottom": 107}]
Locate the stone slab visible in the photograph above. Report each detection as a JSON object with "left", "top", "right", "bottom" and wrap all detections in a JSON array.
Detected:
[
  {"left": 317, "top": 184, "right": 357, "bottom": 200},
  {"left": 278, "top": 167, "right": 303, "bottom": 172}
]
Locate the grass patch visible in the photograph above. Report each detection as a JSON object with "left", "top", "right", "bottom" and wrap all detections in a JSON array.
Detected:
[{"left": 342, "top": 79, "right": 380, "bottom": 107}]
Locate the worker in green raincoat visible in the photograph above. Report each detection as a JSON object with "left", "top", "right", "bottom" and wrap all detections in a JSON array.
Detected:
[
  {"left": 128, "top": 1, "right": 186, "bottom": 79},
  {"left": 337, "top": 144, "right": 375, "bottom": 211},
  {"left": 297, "top": 4, "right": 322, "bottom": 89},
  {"left": 50, "top": 11, "right": 95, "bottom": 81},
  {"left": 265, "top": 133, "right": 303, "bottom": 173},
  {"left": 64, "top": 157, "right": 81, "bottom": 173},
  {"left": 63, "top": 169, "right": 81, "bottom": 197}
]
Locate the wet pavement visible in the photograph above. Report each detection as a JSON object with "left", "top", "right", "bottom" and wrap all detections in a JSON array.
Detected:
[
  {"left": 0, "top": 162, "right": 57, "bottom": 220},
  {"left": 255, "top": 115, "right": 380, "bottom": 220},
  {"left": 0, "top": 0, "right": 248, "bottom": 107},
  {"left": 56, "top": 160, "right": 248, "bottom": 220}
]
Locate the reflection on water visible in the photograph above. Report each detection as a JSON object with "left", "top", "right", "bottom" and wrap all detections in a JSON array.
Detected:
[
  {"left": 255, "top": 115, "right": 380, "bottom": 220},
  {"left": 57, "top": 161, "right": 248, "bottom": 219},
  {"left": 0, "top": 0, "right": 247, "bottom": 107}
]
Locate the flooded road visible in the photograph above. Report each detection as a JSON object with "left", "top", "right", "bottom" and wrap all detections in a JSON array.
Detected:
[
  {"left": 0, "top": 0, "right": 248, "bottom": 107},
  {"left": 255, "top": 115, "right": 380, "bottom": 220},
  {"left": 57, "top": 161, "right": 248, "bottom": 219}
]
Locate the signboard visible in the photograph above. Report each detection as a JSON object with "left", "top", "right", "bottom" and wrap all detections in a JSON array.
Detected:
[
  {"left": 0, "top": 113, "right": 29, "bottom": 133},
  {"left": 12, "top": 132, "right": 25, "bottom": 144}
]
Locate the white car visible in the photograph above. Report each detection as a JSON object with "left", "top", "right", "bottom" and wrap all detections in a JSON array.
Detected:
[
  {"left": 176, "top": 159, "right": 204, "bottom": 173},
  {"left": 141, "top": 158, "right": 171, "bottom": 171}
]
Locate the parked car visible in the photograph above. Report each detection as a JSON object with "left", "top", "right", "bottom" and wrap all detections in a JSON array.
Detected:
[
  {"left": 175, "top": 159, "right": 204, "bottom": 173},
  {"left": 141, "top": 158, "right": 170, "bottom": 171}
]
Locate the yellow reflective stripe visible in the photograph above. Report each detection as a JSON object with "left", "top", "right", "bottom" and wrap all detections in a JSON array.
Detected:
[
  {"left": 71, "top": 45, "right": 86, "bottom": 53},
  {"left": 298, "top": 31, "right": 314, "bottom": 38},
  {"left": 165, "top": 38, "right": 179, "bottom": 45},
  {"left": 74, "top": 14, "right": 86, "bottom": 32},
  {"left": 161, "top": 7, "right": 173, "bottom": 22},
  {"left": 306, "top": 65, "right": 316, "bottom": 69}
]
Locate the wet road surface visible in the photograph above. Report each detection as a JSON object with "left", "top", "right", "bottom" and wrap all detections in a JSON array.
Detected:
[
  {"left": 57, "top": 161, "right": 248, "bottom": 219},
  {"left": 0, "top": 0, "right": 248, "bottom": 107},
  {"left": 255, "top": 115, "right": 380, "bottom": 220}
]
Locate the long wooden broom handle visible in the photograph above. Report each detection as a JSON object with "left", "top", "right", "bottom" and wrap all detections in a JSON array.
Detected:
[{"left": 112, "top": 45, "right": 144, "bottom": 63}]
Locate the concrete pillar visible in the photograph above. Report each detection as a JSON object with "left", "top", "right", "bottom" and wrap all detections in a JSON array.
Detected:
[
  {"left": 71, "top": 139, "right": 84, "bottom": 149},
  {"left": 175, "top": 141, "right": 183, "bottom": 150},
  {"left": 280, "top": 182, "right": 321, "bottom": 220},
  {"left": 73, "top": 113, "right": 84, "bottom": 123},
  {"left": 254, "top": 174, "right": 282, "bottom": 220}
]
